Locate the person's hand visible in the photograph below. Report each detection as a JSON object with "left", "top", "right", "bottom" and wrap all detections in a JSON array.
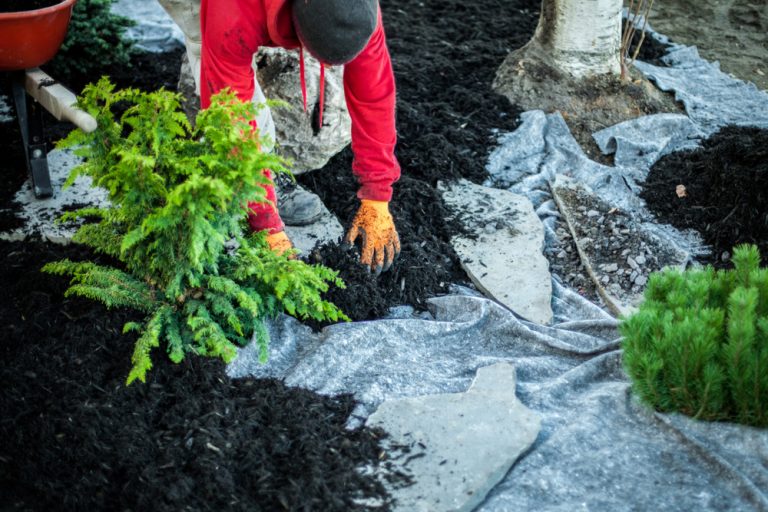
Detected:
[{"left": 344, "top": 200, "right": 401, "bottom": 274}]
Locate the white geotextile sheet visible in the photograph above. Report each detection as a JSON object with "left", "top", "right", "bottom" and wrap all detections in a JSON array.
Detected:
[{"left": 109, "top": 6, "right": 768, "bottom": 510}]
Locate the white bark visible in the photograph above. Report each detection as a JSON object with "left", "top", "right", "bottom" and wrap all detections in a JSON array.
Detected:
[{"left": 532, "top": 0, "right": 623, "bottom": 77}]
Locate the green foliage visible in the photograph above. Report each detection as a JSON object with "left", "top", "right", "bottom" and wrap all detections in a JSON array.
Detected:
[
  {"left": 621, "top": 244, "right": 768, "bottom": 427},
  {"left": 46, "top": 0, "right": 135, "bottom": 84},
  {"left": 45, "top": 78, "right": 347, "bottom": 385}
]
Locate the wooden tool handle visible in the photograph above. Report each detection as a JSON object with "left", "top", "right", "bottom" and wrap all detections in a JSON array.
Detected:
[{"left": 24, "top": 68, "right": 98, "bottom": 133}]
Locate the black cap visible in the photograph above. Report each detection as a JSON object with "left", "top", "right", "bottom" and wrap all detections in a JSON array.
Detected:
[{"left": 292, "top": 0, "right": 378, "bottom": 65}]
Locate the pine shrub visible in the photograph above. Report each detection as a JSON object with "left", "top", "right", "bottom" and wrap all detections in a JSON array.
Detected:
[
  {"left": 44, "top": 78, "right": 347, "bottom": 384},
  {"left": 621, "top": 244, "right": 768, "bottom": 427}
]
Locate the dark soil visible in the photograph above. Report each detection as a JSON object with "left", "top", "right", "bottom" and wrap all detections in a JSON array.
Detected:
[
  {"left": 641, "top": 125, "right": 768, "bottom": 267},
  {"left": 0, "top": 240, "right": 398, "bottom": 511},
  {"left": 299, "top": 0, "right": 540, "bottom": 320},
  {"left": 625, "top": 21, "right": 673, "bottom": 68},
  {"left": 0, "top": 0, "right": 62, "bottom": 12}
]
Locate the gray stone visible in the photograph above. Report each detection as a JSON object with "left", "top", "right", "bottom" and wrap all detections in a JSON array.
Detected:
[
  {"left": 634, "top": 275, "right": 648, "bottom": 286},
  {"left": 604, "top": 263, "right": 619, "bottom": 273},
  {"left": 366, "top": 363, "right": 541, "bottom": 512},
  {"left": 438, "top": 179, "right": 553, "bottom": 324},
  {"left": 177, "top": 46, "right": 351, "bottom": 174},
  {"left": 635, "top": 254, "right": 647, "bottom": 265},
  {"left": 256, "top": 47, "right": 351, "bottom": 174},
  {"left": 284, "top": 209, "right": 343, "bottom": 255}
]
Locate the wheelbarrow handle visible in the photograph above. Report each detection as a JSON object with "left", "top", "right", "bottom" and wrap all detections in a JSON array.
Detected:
[{"left": 24, "top": 68, "right": 97, "bottom": 133}]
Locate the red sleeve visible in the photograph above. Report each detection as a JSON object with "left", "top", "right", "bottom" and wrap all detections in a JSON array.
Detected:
[
  {"left": 343, "top": 10, "right": 401, "bottom": 202},
  {"left": 199, "top": 0, "right": 268, "bottom": 108}
]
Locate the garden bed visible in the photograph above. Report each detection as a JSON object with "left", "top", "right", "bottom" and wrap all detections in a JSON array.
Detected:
[
  {"left": 1, "top": 0, "right": 539, "bottom": 507},
  {"left": 2, "top": 0, "right": 767, "bottom": 508}
]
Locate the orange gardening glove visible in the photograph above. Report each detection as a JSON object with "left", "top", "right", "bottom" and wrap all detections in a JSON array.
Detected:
[
  {"left": 266, "top": 231, "right": 295, "bottom": 258},
  {"left": 344, "top": 200, "right": 401, "bottom": 274}
]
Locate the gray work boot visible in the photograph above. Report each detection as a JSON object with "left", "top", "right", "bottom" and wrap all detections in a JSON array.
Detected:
[{"left": 275, "top": 177, "right": 325, "bottom": 226}]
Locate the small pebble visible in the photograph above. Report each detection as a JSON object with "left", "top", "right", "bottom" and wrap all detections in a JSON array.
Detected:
[
  {"left": 635, "top": 255, "right": 646, "bottom": 265},
  {"left": 635, "top": 275, "right": 648, "bottom": 286},
  {"left": 586, "top": 210, "right": 600, "bottom": 217},
  {"left": 627, "top": 257, "right": 638, "bottom": 269}
]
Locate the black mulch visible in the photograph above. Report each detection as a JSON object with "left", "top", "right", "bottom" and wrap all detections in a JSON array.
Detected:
[
  {"left": 641, "top": 125, "right": 768, "bottom": 267},
  {"left": 1, "top": 0, "right": 61, "bottom": 12},
  {"left": 624, "top": 20, "right": 673, "bottom": 68},
  {"left": 299, "top": 0, "right": 540, "bottom": 321},
  {"left": 0, "top": 240, "right": 401, "bottom": 511}
]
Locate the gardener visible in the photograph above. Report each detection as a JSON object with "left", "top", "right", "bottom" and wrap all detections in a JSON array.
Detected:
[{"left": 158, "top": 0, "right": 401, "bottom": 274}]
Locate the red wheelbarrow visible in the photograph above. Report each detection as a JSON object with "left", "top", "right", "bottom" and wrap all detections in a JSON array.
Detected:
[{"left": 1, "top": 0, "right": 97, "bottom": 198}]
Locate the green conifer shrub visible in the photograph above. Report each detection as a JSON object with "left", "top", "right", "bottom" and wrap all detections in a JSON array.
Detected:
[
  {"left": 43, "top": 78, "right": 347, "bottom": 384},
  {"left": 47, "top": 0, "right": 135, "bottom": 85},
  {"left": 621, "top": 244, "right": 768, "bottom": 427}
]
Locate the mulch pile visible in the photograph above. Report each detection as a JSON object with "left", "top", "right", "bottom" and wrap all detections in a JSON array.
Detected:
[{"left": 641, "top": 125, "right": 768, "bottom": 267}]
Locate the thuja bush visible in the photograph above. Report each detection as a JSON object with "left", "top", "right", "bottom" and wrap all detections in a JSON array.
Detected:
[
  {"left": 46, "top": 0, "right": 135, "bottom": 84},
  {"left": 621, "top": 244, "right": 768, "bottom": 427},
  {"left": 44, "top": 78, "right": 347, "bottom": 384}
]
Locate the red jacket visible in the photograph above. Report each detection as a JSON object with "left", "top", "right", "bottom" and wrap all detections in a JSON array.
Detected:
[{"left": 199, "top": 0, "right": 400, "bottom": 224}]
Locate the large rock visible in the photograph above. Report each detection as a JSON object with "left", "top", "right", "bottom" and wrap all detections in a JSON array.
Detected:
[
  {"left": 256, "top": 47, "right": 351, "bottom": 174},
  {"left": 366, "top": 363, "right": 541, "bottom": 512},
  {"left": 439, "top": 179, "right": 553, "bottom": 324},
  {"left": 178, "top": 47, "right": 351, "bottom": 174}
]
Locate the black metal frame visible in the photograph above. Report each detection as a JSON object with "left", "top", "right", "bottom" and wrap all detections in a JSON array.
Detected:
[{"left": 9, "top": 70, "right": 53, "bottom": 198}]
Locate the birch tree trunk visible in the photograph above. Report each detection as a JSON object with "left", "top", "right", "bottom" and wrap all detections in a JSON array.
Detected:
[{"left": 533, "top": 0, "right": 623, "bottom": 77}]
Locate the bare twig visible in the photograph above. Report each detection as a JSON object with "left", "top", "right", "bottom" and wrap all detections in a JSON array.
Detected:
[{"left": 620, "top": 0, "right": 654, "bottom": 82}]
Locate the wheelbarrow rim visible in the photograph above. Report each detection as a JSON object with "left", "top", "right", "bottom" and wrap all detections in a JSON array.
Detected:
[{"left": 0, "top": 0, "right": 76, "bottom": 21}]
